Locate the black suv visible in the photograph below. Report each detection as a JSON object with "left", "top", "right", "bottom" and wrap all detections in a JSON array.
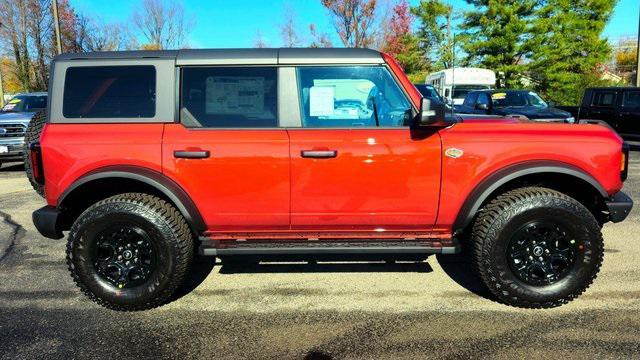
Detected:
[
  {"left": 557, "top": 88, "right": 640, "bottom": 142},
  {"left": 457, "top": 89, "right": 575, "bottom": 123}
]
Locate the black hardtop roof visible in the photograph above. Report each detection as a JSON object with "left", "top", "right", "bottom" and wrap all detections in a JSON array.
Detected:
[
  {"left": 585, "top": 87, "right": 638, "bottom": 91},
  {"left": 54, "top": 48, "right": 384, "bottom": 65}
]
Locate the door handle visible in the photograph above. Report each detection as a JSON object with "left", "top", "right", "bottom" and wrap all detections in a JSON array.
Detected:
[
  {"left": 301, "top": 150, "right": 337, "bottom": 159},
  {"left": 174, "top": 150, "right": 210, "bottom": 159}
]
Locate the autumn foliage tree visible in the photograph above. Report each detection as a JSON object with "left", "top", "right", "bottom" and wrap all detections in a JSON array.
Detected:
[
  {"left": 321, "top": 0, "right": 378, "bottom": 48},
  {"left": 381, "top": 0, "right": 425, "bottom": 75}
]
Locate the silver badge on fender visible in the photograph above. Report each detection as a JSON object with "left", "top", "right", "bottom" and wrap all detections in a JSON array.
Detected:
[{"left": 445, "top": 148, "right": 464, "bottom": 159}]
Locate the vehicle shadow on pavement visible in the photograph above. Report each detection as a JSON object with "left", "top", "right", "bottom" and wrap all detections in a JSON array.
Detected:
[
  {"left": 218, "top": 259, "right": 434, "bottom": 274},
  {"left": 436, "top": 253, "right": 493, "bottom": 299},
  {"left": 0, "top": 163, "right": 25, "bottom": 172},
  {"left": 173, "top": 255, "right": 218, "bottom": 300}
]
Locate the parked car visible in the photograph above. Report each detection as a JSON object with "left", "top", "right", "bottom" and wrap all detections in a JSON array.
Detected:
[
  {"left": 414, "top": 84, "right": 444, "bottom": 102},
  {"left": 28, "top": 48, "right": 631, "bottom": 311},
  {"left": 414, "top": 83, "right": 452, "bottom": 112},
  {"left": 456, "top": 89, "right": 575, "bottom": 123},
  {"left": 0, "top": 92, "right": 47, "bottom": 167},
  {"left": 556, "top": 87, "right": 640, "bottom": 142}
]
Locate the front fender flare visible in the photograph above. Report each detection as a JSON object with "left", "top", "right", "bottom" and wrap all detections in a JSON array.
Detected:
[{"left": 452, "top": 161, "right": 608, "bottom": 234}]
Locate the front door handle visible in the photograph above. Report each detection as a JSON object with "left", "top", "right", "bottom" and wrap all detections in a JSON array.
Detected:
[
  {"left": 301, "top": 150, "right": 338, "bottom": 159},
  {"left": 174, "top": 150, "right": 210, "bottom": 159}
]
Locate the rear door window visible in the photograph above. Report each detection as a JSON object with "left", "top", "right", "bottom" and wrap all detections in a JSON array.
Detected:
[
  {"left": 63, "top": 66, "right": 156, "bottom": 118},
  {"left": 180, "top": 67, "right": 278, "bottom": 128}
]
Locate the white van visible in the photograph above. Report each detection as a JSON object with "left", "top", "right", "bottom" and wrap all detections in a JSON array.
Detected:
[{"left": 426, "top": 68, "right": 496, "bottom": 105}]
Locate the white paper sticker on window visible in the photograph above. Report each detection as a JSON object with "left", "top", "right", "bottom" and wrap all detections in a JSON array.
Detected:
[
  {"left": 309, "top": 86, "right": 335, "bottom": 116},
  {"left": 206, "top": 77, "right": 265, "bottom": 114}
]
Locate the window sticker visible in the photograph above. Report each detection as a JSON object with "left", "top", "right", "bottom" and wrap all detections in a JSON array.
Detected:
[
  {"left": 492, "top": 93, "right": 506, "bottom": 100},
  {"left": 309, "top": 86, "right": 335, "bottom": 117},
  {"left": 205, "top": 76, "right": 265, "bottom": 114},
  {"left": 2, "top": 103, "right": 16, "bottom": 111},
  {"left": 9, "top": 99, "right": 21, "bottom": 104}
]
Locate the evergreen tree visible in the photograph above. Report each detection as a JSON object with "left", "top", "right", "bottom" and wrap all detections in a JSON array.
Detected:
[
  {"left": 460, "top": 0, "right": 537, "bottom": 88},
  {"left": 412, "top": 0, "right": 452, "bottom": 71},
  {"left": 529, "top": 0, "right": 618, "bottom": 105}
]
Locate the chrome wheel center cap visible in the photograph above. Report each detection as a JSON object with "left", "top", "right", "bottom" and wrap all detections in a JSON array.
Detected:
[{"left": 533, "top": 246, "right": 544, "bottom": 257}]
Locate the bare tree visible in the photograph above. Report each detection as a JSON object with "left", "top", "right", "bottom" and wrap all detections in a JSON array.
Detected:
[
  {"left": 280, "top": 4, "right": 300, "bottom": 47},
  {"left": 27, "top": 0, "right": 52, "bottom": 90},
  {"left": 321, "top": 0, "right": 378, "bottom": 48},
  {"left": 133, "top": 0, "right": 194, "bottom": 50},
  {"left": 253, "top": 30, "right": 269, "bottom": 48},
  {"left": 0, "top": 0, "right": 32, "bottom": 91},
  {"left": 308, "top": 24, "right": 333, "bottom": 48}
]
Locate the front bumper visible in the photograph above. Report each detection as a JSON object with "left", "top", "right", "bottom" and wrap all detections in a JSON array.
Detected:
[
  {"left": 0, "top": 138, "right": 26, "bottom": 161},
  {"left": 32, "top": 206, "right": 64, "bottom": 240},
  {"left": 606, "top": 191, "right": 633, "bottom": 223}
]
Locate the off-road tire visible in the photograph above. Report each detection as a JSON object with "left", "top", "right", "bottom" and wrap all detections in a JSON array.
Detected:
[
  {"left": 66, "top": 193, "right": 194, "bottom": 311},
  {"left": 471, "top": 187, "right": 603, "bottom": 308},
  {"left": 23, "top": 110, "right": 46, "bottom": 197}
]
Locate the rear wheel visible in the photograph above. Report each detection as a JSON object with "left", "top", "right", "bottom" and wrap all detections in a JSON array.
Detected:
[
  {"left": 23, "top": 111, "right": 46, "bottom": 197},
  {"left": 66, "top": 193, "right": 194, "bottom": 311},
  {"left": 471, "top": 187, "right": 603, "bottom": 308}
]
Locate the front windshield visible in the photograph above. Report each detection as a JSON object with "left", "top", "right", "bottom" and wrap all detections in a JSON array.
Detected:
[
  {"left": 1, "top": 95, "right": 47, "bottom": 112},
  {"left": 492, "top": 91, "right": 548, "bottom": 108},
  {"left": 453, "top": 85, "right": 490, "bottom": 100}
]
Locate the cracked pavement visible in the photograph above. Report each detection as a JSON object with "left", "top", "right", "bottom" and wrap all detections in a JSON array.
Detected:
[{"left": 1, "top": 156, "right": 639, "bottom": 359}]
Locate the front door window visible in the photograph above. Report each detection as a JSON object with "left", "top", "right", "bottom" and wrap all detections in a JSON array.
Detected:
[{"left": 297, "top": 66, "right": 412, "bottom": 128}]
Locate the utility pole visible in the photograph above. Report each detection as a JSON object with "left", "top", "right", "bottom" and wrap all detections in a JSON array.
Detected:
[
  {"left": 0, "top": 20, "right": 4, "bottom": 107},
  {"left": 52, "top": 0, "right": 63, "bottom": 55},
  {"left": 0, "top": 63, "right": 4, "bottom": 108},
  {"left": 636, "top": 2, "right": 639, "bottom": 87}
]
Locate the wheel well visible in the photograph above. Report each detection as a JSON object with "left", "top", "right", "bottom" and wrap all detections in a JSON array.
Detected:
[
  {"left": 476, "top": 172, "right": 607, "bottom": 226},
  {"left": 58, "top": 177, "right": 191, "bottom": 231},
  {"left": 455, "top": 171, "right": 609, "bottom": 237}
]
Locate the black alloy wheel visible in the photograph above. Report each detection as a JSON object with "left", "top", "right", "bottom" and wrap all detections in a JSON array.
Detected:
[
  {"left": 93, "top": 224, "right": 157, "bottom": 289},
  {"left": 507, "top": 221, "right": 578, "bottom": 286}
]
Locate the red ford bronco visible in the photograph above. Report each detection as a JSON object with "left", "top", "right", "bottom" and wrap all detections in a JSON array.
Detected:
[{"left": 28, "top": 48, "right": 632, "bottom": 310}]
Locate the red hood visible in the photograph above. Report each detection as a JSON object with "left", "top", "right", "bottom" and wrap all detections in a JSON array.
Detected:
[{"left": 459, "top": 115, "right": 525, "bottom": 124}]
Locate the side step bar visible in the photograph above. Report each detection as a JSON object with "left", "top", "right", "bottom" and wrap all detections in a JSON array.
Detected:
[{"left": 198, "top": 239, "right": 459, "bottom": 256}]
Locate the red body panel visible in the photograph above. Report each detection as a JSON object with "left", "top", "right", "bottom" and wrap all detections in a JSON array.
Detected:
[
  {"left": 288, "top": 129, "right": 441, "bottom": 232},
  {"left": 39, "top": 55, "right": 625, "bottom": 242},
  {"left": 436, "top": 121, "right": 624, "bottom": 229},
  {"left": 161, "top": 124, "right": 290, "bottom": 232},
  {"left": 41, "top": 123, "right": 164, "bottom": 206}
]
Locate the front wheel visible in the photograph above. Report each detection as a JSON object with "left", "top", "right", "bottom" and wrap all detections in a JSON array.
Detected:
[
  {"left": 66, "top": 193, "right": 194, "bottom": 311},
  {"left": 471, "top": 187, "right": 603, "bottom": 308}
]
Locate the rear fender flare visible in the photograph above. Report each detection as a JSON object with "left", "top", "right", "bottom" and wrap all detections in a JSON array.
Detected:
[{"left": 58, "top": 166, "right": 206, "bottom": 233}]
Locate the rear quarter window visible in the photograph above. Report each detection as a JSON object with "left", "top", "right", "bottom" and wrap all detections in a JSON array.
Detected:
[
  {"left": 63, "top": 66, "right": 156, "bottom": 118},
  {"left": 591, "top": 91, "right": 616, "bottom": 107},
  {"left": 623, "top": 91, "right": 640, "bottom": 107}
]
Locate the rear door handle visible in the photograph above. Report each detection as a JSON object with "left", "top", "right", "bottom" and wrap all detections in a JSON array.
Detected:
[
  {"left": 301, "top": 150, "right": 337, "bottom": 159},
  {"left": 174, "top": 150, "right": 210, "bottom": 159}
]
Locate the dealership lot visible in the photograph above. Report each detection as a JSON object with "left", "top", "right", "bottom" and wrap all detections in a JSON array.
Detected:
[{"left": 1, "top": 156, "right": 639, "bottom": 359}]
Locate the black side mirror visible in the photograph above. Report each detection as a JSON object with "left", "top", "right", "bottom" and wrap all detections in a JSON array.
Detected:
[
  {"left": 475, "top": 103, "right": 489, "bottom": 111},
  {"left": 417, "top": 98, "right": 446, "bottom": 126}
]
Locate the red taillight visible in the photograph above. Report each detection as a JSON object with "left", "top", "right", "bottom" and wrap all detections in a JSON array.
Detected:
[{"left": 29, "top": 142, "right": 44, "bottom": 184}]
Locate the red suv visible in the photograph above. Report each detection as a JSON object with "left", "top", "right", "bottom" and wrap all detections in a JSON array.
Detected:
[{"left": 28, "top": 48, "right": 632, "bottom": 310}]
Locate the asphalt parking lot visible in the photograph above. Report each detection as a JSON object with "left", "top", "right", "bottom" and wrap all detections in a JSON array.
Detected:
[{"left": 1, "top": 155, "right": 640, "bottom": 359}]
